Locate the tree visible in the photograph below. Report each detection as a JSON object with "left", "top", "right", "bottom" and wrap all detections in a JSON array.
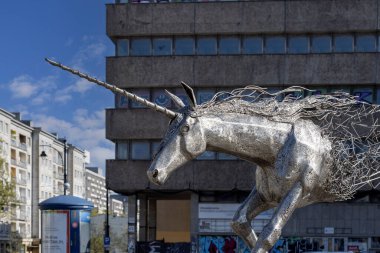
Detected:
[
  {"left": 0, "top": 139, "right": 20, "bottom": 253},
  {"left": 0, "top": 140, "right": 16, "bottom": 216}
]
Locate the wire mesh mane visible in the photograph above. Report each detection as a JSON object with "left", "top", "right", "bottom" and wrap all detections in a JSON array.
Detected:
[{"left": 196, "top": 86, "right": 380, "bottom": 200}]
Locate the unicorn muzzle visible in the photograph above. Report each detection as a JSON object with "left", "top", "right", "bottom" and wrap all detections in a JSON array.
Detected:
[{"left": 147, "top": 168, "right": 166, "bottom": 185}]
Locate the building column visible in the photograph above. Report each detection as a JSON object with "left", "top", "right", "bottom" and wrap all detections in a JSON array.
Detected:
[
  {"left": 137, "top": 194, "right": 147, "bottom": 241},
  {"left": 127, "top": 195, "right": 137, "bottom": 253},
  {"left": 190, "top": 193, "right": 199, "bottom": 253},
  {"left": 147, "top": 198, "right": 156, "bottom": 241}
]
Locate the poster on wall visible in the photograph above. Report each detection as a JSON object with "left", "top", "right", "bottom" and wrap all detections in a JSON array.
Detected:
[
  {"left": 80, "top": 211, "right": 91, "bottom": 253},
  {"left": 199, "top": 236, "right": 238, "bottom": 253},
  {"left": 42, "top": 210, "right": 69, "bottom": 253},
  {"left": 199, "top": 203, "right": 273, "bottom": 220}
]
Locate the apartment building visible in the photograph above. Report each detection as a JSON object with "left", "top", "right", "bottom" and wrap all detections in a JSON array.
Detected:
[
  {"left": 0, "top": 110, "right": 33, "bottom": 253},
  {"left": 67, "top": 145, "right": 87, "bottom": 198},
  {"left": 105, "top": 1, "right": 380, "bottom": 253},
  {"left": 85, "top": 167, "right": 107, "bottom": 212},
  {"left": 110, "top": 196, "right": 125, "bottom": 216}
]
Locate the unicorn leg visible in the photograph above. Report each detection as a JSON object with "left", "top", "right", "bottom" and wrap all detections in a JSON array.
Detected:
[
  {"left": 231, "top": 187, "right": 271, "bottom": 249},
  {"left": 253, "top": 182, "right": 303, "bottom": 253}
]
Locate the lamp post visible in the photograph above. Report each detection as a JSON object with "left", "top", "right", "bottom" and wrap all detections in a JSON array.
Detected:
[
  {"left": 40, "top": 139, "right": 69, "bottom": 195},
  {"left": 105, "top": 188, "right": 110, "bottom": 253}
]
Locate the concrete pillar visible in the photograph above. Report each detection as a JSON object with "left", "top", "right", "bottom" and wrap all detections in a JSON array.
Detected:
[
  {"left": 190, "top": 193, "right": 199, "bottom": 253},
  {"left": 147, "top": 198, "right": 157, "bottom": 241},
  {"left": 128, "top": 195, "right": 137, "bottom": 253},
  {"left": 137, "top": 194, "right": 147, "bottom": 241}
]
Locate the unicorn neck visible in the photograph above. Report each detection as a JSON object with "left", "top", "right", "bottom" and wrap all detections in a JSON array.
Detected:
[{"left": 200, "top": 113, "right": 293, "bottom": 166}]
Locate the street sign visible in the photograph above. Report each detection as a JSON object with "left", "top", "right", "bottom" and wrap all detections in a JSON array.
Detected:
[{"left": 104, "top": 236, "right": 111, "bottom": 249}]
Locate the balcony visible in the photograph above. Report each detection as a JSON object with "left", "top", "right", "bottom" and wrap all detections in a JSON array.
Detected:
[
  {"left": 16, "top": 178, "right": 27, "bottom": 186},
  {"left": 11, "top": 159, "right": 27, "bottom": 169},
  {"left": 17, "top": 196, "right": 27, "bottom": 204},
  {"left": 10, "top": 139, "right": 28, "bottom": 152},
  {"left": 53, "top": 171, "right": 64, "bottom": 180},
  {"left": 53, "top": 186, "right": 64, "bottom": 195}
]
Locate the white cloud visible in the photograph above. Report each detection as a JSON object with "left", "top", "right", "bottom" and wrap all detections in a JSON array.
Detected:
[
  {"left": 8, "top": 75, "right": 39, "bottom": 98},
  {"left": 71, "top": 38, "right": 107, "bottom": 70},
  {"left": 6, "top": 75, "right": 57, "bottom": 100},
  {"left": 32, "top": 109, "right": 112, "bottom": 169}
]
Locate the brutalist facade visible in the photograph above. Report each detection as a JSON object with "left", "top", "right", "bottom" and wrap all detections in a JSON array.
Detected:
[{"left": 105, "top": 1, "right": 380, "bottom": 252}]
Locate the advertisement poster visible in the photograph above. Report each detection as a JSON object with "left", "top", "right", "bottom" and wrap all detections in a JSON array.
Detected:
[
  {"left": 80, "top": 211, "right": 91, "bottom": 253},
  {"left": 42, "top": 210, "right": 69, "bottom": 253}
]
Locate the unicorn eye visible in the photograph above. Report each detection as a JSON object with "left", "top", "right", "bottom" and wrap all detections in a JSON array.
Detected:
[{"left": 181, "top": 124, "right": 190, "bottom": 133}]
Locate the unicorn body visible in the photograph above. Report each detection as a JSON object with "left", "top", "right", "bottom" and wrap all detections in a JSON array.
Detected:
[{"left": 47, "top": 59, "right": 380, "bottom": 253}]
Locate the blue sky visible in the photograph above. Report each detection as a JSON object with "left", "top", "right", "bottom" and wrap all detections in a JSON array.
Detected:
[{"left": 0, "top": 1, "right": 115, "bottom": 170}]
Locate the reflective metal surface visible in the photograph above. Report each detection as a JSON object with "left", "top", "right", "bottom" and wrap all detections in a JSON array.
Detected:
[{"left": 47, "top": 60, "right": 380, "bottom": 253}]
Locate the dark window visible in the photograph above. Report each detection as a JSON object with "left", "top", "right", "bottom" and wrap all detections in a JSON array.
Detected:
[
  {"left": 130, "top": 38, "right": 151, "bottom": 56},
  {"left": 116, "top": 142, "right": 129, "bottom": 159},
  {"left": 311, "top": 35, "right": 332, "bottom": 53},
  {"left": 153, "top": 38, "right": 172, "bottom": 56},
  {"left": 116, "top": 39, "right": 129, "bottom": 56},
  {"left": 219, "top": 36, "right": 240, "bottom": 55},
  {"left": 197, "top": 37, "right": 217, "bottom": 55},
  {"left": 151, "top": 141, "right": 161, "bottom": 159},
  {"left": 265, "top": 36, "right": 286, "bottom": 54},
  {"left": 197, "top": 89, "right": 215, "bottom": 104},
  {"left": 334, "top": 35, "right": 353, "bottom": 53},
  {"left": 242, "top": 36, "right": 263, "bottom": 54},
  {"left": 131, "top": 141, "right": 150, "bottom": 160},
  {"left": 175, "top": 37, "right": 195, "bottom": 55},
  {"left": 152, "top": 89, "right": 172, "bottom": 108},
  {"left": 130, "top": 89, "right": 150, "bottom": 108},
  {"left": 353, "top": 87, "right": 373, "bottom": 103},
  {"left": 196, "top": 151, "right": 216, "bottom": 160},
  {"left": 288, "top": 36, "right": 309, "bottom": 54},
  {"left": 356, "top": 34, "right": 376, "bottom": 52},
  {"left": 217, "top": 153, "right": 237, "bottom": 160},
  {"left": 116, "top": 94, "right": 128, "bottom": 108}
]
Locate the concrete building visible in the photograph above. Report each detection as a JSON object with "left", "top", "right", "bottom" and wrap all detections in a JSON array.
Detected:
[
  {"left": 86, "top": 167, "right": 107, "bottom": 212},
  {"left": 67, "top": 145, "right": 87, "bottom": 198},
  {"left": 0, "top": 110, "right": 34, "bottom": 253},
  {"left": 105, "top": 1, "right": 380, "bottom": 253},
  {"left": 110, "top": 195, "right": 125, "bottom": 216}
]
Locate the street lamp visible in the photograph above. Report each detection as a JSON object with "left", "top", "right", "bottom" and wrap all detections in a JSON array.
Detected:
[{"left": 40, "top": 139, "right": 69, "bottom": 195}]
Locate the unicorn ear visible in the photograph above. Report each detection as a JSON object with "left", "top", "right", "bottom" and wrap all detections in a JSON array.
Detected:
[
  {"left": 165, "top": 90, "right": 185, "bottom": 108},
  {"left": 181, "top": 81, "right": 197, "bottom": 109}
]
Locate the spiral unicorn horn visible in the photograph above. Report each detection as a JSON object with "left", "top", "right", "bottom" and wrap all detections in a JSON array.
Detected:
[{"left": 45, "top": 58, "right": 177, "bottom": 119}]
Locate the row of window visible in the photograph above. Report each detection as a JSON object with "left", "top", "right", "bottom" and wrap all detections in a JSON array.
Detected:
[
  {"left": 116, "top": 86, "right": 380, "bottom": 109},
  {"left": 116, "top": 0, "right": 242, "bottom": 3},
  {"left": 115, "top": 33, "right": 380, "bottom": 57},
  {"left": 0, "top": 121, "right": 9, "bottom": 135},
  {"left": 116, "top": 140, "right": 238, "bottom": 160}
]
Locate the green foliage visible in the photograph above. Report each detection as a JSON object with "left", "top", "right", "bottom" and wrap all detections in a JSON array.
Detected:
[
  {"left": 0, "top": 142, "right": 17, "bottom": 214},
  {"left": 90, "top": 235, "right": 104, "bottom": 253}
]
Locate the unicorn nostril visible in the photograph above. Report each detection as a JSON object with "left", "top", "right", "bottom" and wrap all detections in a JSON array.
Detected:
[{"left": 152, "top": 169, "right": 159, "bottom": 178}]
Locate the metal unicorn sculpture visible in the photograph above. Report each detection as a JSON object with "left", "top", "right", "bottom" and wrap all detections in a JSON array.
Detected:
[{"left": 46, "top": 58, "right": 380, "bottom": 253}]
